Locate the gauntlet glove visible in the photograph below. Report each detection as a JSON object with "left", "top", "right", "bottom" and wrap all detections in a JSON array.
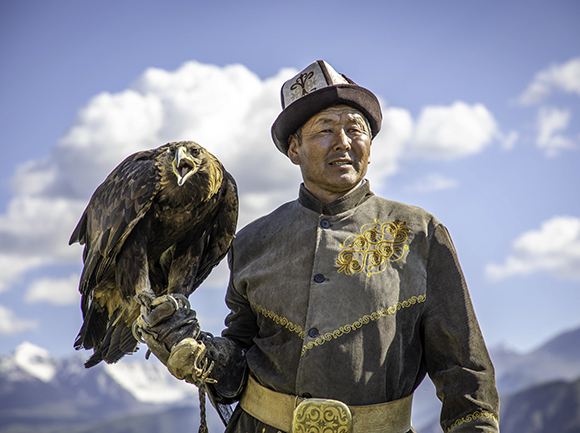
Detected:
[{"left": 133, "top": 294, "right": 215, "bottom": 387}]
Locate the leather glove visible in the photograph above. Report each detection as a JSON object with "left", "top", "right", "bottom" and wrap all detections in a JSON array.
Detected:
[
  {"left": 203, "top": 335, "right": 247, "bottom": 403},
  {"left": 133, "top": 293, "right": 204, "bottom": 370},
  {"left": 133, "top": 293, "right": 217, "bottom": 387},
  {"left": 166, "top": 337, "right": 217, "bottom": 386}
]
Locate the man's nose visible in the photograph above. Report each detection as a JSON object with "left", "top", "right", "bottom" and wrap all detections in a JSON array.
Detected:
[{"left": 333, "top": 129, "right": 351, "bottom": 152}]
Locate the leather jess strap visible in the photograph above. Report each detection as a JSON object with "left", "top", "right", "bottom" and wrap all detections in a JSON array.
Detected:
[{"left": 239, "top": 375, "right": 414, "bottom": 433}]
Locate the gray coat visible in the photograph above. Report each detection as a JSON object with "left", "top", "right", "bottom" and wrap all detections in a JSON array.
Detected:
[{"left": 218, "top": 182, "right": 499, "bottom": 432}]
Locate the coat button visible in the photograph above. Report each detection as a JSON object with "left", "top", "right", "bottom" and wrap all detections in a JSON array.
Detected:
[
  {"left": 313, "top": 274, "right": 325, "bottom": 283},
  {"left": 320, "top": 219, "right": 331, "bottom": 229},
  {"left": 308, "top": 328, "right": 319, "bottom": 338}
]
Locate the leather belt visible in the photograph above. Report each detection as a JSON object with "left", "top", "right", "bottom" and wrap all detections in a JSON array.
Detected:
[{"left": 239, "top": 375, "right": 414, "bottom": 433}]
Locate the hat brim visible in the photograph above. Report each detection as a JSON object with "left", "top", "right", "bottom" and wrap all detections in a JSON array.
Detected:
[{"left": 271, "top": 84, "right": 382, "bottom": 155}]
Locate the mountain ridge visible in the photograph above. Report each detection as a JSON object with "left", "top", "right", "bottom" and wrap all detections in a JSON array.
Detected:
[
  {"left": 2, "top": 325, "right": 580, "bottom": 433},
  {"left": 412, "top": 325, "right": 580, "bottom": 431},
  {"left": 0, "top": 342, "right": 209, "bottom": 433}
]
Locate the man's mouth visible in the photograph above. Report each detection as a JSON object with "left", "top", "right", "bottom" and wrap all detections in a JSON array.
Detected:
[{"left": 329, "top": 160, "right": 353, "bottom": 166}]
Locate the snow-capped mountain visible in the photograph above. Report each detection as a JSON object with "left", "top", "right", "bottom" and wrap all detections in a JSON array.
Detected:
[
  {"left": 0, "top": 341, "right": 198, "bottom": 404},
  {"left": 0, "top": 342, "right": 217, "bottom": 433},
  {"left": 3, "top": 341, "right": 57, "bottom": 382},
  {"left": 3, "top": 326, "right": 580, "bottom": 433},
  {"left": 103, "top": 355, "right": 202, "bottom": 404}
]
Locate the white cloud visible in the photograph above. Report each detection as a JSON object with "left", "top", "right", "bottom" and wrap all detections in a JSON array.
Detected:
[
  {"left": 517, "top": 57, "right": 580, "bottom": 106},
  {"left": 0, "top": 61, "right": 301, "bottom": 293},
  {"left": 0, "top": 195, "right": 84, "bottom": 293},
  {"left": 368, "top": 101, "right": 506, "bottom": 186},
  {"left": 0, "top": 254, "right": 46, "bottom": 294},
  {"left": 367, "top": 105, "right": 413, "bottom": 188},
  {"left": 0, "top": 304, "right": 37, "bottom": 335},
  {"left": 0, "top": 61, "right": 509, "bottom": 295},
  {"left": 536, "top": 106, "right": 577, "bottom": 157},
  {"left": 409, "top": 101, "right": 500, "bottom": 160},
  {"left": 486, "top": 216, "right": 580, "bottom": 282},
  {"left": 13, "top": 92, "right": 164, "bottom": 201},
  {"left": 12, "top": 62, "right": 300, "bottom": 206},
  {"left": 0, "top": 196, "right": 85, "bottom": 259},
  {"left": 25, "top": 274, "right": 80, "bottom": 306},
  {"left": 404, "top": 173, "right": 459, "bottom": 194}
]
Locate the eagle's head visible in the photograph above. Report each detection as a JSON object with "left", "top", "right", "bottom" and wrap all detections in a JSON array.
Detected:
[{"left": 166, "top": 141, "right": 223, "bottom": 201}]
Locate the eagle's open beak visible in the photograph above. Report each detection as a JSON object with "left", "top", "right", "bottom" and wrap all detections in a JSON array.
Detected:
[{"left": 172, "top": 146, "right": 197, "bottom": 186}]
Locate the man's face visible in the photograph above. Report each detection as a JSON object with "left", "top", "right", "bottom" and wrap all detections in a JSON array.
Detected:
[{"left": 288, "top": 104, "right": 372, "bottom": 203}]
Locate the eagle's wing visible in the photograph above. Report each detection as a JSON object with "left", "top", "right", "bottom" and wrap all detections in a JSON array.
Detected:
[
  {"left": 192, "top": 169, "right": 239, "bottom": 292},
  {"left": 70, "top": 148, "right": 162, "bottom": 364}
]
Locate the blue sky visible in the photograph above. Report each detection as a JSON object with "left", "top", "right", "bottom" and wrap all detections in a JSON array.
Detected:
[{"left": 1, "top": 0, "right": 579, "bottom": 359}]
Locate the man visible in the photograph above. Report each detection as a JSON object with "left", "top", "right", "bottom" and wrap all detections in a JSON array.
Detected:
[{"left": 138, "top": 60, "right": 500, "bottom": 433}]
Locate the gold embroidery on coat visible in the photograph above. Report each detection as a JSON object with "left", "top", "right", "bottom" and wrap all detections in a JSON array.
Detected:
[
  {"left": 445, "top": 411, "right": 498, "bottom": 432},
  {"left": 336, "top": 219, "right": 410, "bottom": 277},
  {"left": 248, "top": 298, "right": 305, "bottom": 339},
  {"left": 301, "top": 295, "right": 425, "bottom": 355}
]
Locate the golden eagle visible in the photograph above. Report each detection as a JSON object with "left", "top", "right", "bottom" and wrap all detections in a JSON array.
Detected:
[{"left": 70, "top": 141, "right": 238, "bottom": 368}]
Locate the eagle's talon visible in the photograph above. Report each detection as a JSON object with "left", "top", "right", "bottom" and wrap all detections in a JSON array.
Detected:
[
  {"left": 172, "top": 294, "right": 191, "bottom": 313},
  {"left": 135, "top": 291, "right": 156, "bottom": 312},
  {"left": 132, "top": 319, "right": 146, "bottom": 343}
]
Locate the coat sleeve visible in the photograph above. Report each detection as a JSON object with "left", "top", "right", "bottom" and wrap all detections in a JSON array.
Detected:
[
  {"left": 221, "top": 244, "right": 260, "bottom": 349},
  {"left": 205, "top": 245, "right": 257, "bottom": 404},
  {"left": 422, "top": 224, "right": 500, "bottom": 432}
]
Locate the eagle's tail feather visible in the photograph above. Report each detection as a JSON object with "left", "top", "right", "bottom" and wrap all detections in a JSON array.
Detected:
[
  {"left": 104, "top": 322, "right": 140, "bottom": 364},
  {"left": 74, "top": 303, "right": 108, "bottom": 351},
  {"left": 82, "top": 310, "right": 138, "bottom": 368}
]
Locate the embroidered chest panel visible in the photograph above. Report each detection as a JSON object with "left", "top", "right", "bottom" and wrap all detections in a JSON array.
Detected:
[{"left": 336, "top": 219, "right": 410, "bottom": 277}]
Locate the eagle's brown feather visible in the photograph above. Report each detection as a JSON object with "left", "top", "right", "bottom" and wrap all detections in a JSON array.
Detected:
[{"left": 70, "top": 141, "right": 238, "bottom": 367}]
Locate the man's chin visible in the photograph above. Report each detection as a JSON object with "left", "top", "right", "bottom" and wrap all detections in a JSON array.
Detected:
[{"left": 328, "top": 178, "right": 365, "bottom": 196}]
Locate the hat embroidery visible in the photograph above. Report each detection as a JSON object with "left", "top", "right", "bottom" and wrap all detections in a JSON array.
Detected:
[
  {"left": 336, "top": 219, "right": 410, "bottom": 277},
  {"left": 290, "top": 71, "right": 317, "bottom": 99}
]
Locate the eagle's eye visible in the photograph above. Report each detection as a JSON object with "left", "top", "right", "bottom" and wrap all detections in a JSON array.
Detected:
[{"left": 191, "top": 148, "right": 201, "bottom": 156}]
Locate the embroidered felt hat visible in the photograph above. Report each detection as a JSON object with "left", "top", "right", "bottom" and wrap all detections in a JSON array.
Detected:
[{"left": 271, "top": 60, "right": 382, "bottom": 155}]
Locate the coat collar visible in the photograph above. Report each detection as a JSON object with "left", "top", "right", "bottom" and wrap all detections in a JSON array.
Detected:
[{"left": 298, "top": 181, "right": 374, "bottom": 215}]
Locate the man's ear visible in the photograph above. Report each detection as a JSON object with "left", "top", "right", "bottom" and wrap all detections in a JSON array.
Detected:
[{"left": 287, "top": 135, "right": 301, "bottom": 166}]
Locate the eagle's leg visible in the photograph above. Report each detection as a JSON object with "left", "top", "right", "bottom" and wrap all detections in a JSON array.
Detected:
[{"left": 166, "top": 241, "right": 204, "bottom": 296}]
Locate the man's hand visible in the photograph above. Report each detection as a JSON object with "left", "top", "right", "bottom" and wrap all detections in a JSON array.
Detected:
[
  {"left": 167, "top": 338, "right": 217, "bottom": 386},
  {"left": 133, "top": 293, "right": 219, "bottom": 387}
]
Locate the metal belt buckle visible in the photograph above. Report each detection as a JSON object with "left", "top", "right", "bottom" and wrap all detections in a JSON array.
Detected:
[{"left": 292, "top": 398, "right": 353, "bottom": 433}]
